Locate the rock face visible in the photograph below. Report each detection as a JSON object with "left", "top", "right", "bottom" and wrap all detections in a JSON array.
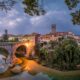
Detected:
[
  {"left": 11, "top": 65, "right": 22, "bottom": 74},
  {"left": 0, "top": 65, "right": 8, "bottom": 73},
  {"left": 0, "top": 55, "right": 9, "bottom": 73},
  {"left": 0, "top": 65, "right": 5, "bottom": 73}
]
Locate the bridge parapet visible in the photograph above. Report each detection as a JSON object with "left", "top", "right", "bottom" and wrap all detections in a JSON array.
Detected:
[
  {"left": 0, "top": 40, "right": 36, "bottom": 60},
  {"left": 0, "top": 41, "right": 30, "bottom": 45}
]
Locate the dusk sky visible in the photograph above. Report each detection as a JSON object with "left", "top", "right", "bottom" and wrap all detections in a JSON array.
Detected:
[{"left": 0, "top": 0, "right": 80, "bottom": 35}]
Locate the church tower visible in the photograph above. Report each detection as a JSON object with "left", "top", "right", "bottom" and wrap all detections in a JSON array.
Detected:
[
  {"left": 3, "top": 29, "right": 8, "bottom": 41},
  {"left": 51, "top": 24, "right": 56, "bottom": 33}
]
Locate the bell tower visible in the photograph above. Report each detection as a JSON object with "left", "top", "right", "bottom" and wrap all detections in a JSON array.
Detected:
[
  {"left": 3, "top": 29, "right": 8, "bottom": 41},
  {"left": 51, "top": 24, "right": 56, "bottom": 33}
]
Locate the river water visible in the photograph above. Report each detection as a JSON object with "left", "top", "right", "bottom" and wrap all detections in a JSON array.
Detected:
[
  {"left": 0, "top": 54, "right": 53, "bottom": 80},
  {"left": 0, "top": 72, "right": 52, "bottom": 80}
]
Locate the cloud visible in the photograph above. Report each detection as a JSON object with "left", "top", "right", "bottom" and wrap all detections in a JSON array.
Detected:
[
  {"left": 0, "top": 8, "right": 25, "bottom": 34},
  {"left": 30, "top": 10, "right": 68, "bottom": 25},
  {"left": 0, "top": 18, "right": 17, "bottom": 28},
  {"left": 0, "top": 8, "right": 75, "bottom": 35},
  {"left": 29, "top": 10, "right": 71, "bottom": 34},
  {"left": 16, "top": 18, "right": 22, "bottom": 22},
  {"left": 0, "top": 0, "right": 80, "bottom": 35},
  {"left": 7, "top": 9, "right": 19, "bottom": 17}
]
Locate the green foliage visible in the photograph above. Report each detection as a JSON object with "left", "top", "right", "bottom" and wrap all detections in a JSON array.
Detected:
[
  {"left": 65, "top": 0, "right": 80, "bottom": 25},
  {"left": 54, "top": 38, "right": 80, "bottom": 70},
  {"left": 0, "top": 0, "right": 80, "bottom": 24},
  {"left": 49, "top": 40, "right": 58, "bottom": 48},
  {"left": 23, "top": 0, "right": 45, "bottom": 16},
  {"left": 65, "top": 0, "right": 80, "bottom": 9},
  {"left": 0, "top": 0, "right": 16, "bottom": 11},
  {"left": 3, "top": 34, "right": 8, "bottom": 41},
  {"left": 0, "top": 0, "right": 46, "bottom": 16},
  {"left": 36, "top": 37, "right": 80, "bottom": 70},
  {"left": 71, "top": 10, "right": 80, "bottom": 25},
  {"left": 36, "top": 41, "right": 56, "bottom": 66}
]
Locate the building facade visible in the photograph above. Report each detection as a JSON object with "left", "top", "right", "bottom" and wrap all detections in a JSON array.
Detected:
[{"left": 0, "top": 24, "right": 80, "bottom": 44}]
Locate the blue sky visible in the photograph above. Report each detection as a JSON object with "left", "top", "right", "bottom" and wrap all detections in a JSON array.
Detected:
[{"left": 0, "top": 0, "right": 80, "bottom": 35}]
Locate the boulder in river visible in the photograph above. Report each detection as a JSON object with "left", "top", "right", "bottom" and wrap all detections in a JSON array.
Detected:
[{"left": 11, "top": 65, "right": 22, "bottom": 74}]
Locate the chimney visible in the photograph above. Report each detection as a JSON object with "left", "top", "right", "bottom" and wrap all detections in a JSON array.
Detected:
[{"left": 51, "top": 24, "right": 56, "bottom": 33}]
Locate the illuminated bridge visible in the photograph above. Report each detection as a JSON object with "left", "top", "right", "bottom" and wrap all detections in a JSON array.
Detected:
[{"left": 0, "top": 40, "right": 35, "bottom": 61}]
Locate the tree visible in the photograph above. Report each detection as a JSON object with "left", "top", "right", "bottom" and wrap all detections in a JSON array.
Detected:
[
  {"left": 65, "top": 0, "right": 80, "bottom": 25},
  {"left": 49, "top": 40, "right": 58, "bottom": 48},
  {"left": 0, "top": 0, "right": 45, "bottom": 16},
  {"left": 23, "top": 0, "right": 80, "bottom": 24},
  {"left": 0, "top": 0, "right": 16, "bottom": 12},
  {"left": 36, "top": 41, "right": 57, "bottom": 67},
  {"left": 54, "top": 38, "right": 80, "bottom": 70},
  {"left": 0, "top": 0, "right": 80, "bottom": 24},
  {"left": 23, "top": 0, "right": 45, "bottom": 16}
]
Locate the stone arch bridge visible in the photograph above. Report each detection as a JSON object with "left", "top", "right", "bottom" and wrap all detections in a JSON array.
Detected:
[{"left": 0, "top": 40, "right": 35, "bottom": 61}]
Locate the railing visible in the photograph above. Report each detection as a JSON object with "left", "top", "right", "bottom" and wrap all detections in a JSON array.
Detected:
[{"left": 0, "top": 40, "right": 31, "bottom": 45}]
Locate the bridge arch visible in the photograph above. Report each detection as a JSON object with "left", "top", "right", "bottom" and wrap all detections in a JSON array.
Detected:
[
  {"left": 0, "top": 47, "right": 9, "bottom": 58},
  {"left": 13, "top": 44, "right": 27, "bottom": 58},
  {"left": 14, "top": 45, "right": 27, "bottom": 58}
]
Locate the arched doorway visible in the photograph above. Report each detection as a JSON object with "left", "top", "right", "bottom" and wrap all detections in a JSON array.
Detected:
[{"left": 15, "top": 45, "right": 27, "bottom": 58}]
